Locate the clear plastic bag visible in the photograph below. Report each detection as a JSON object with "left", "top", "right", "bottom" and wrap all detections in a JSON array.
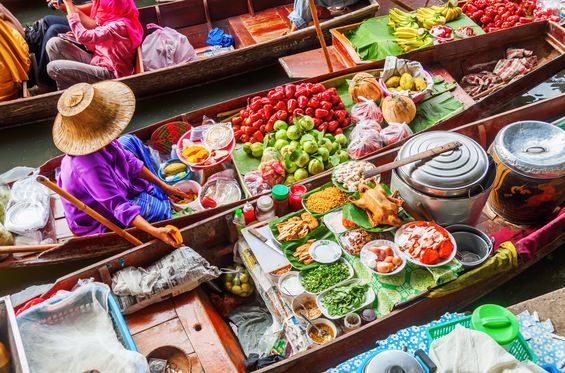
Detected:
[
  {"left": 200, "top": 170, "right": 242, "bottom": 206},
  {"left": 244, "top": 170, "right": 272, "bottom": 196},
  {"left": 17, "top": 282, "right": 148, "bottom": 373},
  {"left": 350, "top": 98, "right": 384, "bottom": 124},
  {"left": 347, "top": 120, "right": 383, "bottom": 160},
  {"left": 380, "top": 122, "right": 413, "bottom": 146},
  {"left": 259, "top": 148, "right": 285, "bottom": 187},
  {"left": 4, "top": 177, "right": 51, "bottom": 234}
]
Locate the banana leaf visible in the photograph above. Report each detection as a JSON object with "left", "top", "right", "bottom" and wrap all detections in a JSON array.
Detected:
[{"left": 232, "top": 143, "right": 260, "bottom": 176}]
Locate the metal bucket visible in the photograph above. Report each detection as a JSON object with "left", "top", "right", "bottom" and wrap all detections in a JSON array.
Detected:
[
  {"left": 446, "top": 224, "right": 493, "bottom": 269},
  {"left": 391, "top": 162, "right": 496, "bottom": 226}
]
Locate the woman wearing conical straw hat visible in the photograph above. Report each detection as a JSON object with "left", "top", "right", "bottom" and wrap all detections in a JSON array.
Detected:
[{"left": 53, "top": 81, "right": 188, "bottom": 247}]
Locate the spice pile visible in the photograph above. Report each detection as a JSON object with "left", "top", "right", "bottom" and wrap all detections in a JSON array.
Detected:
[{"left": 305, "top": 187, "right": 348, "bottom": 214}]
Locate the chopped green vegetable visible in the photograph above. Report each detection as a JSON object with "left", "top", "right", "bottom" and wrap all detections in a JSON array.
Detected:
[
  {"left": 322, "top": 282, "right": 369, "bottom": 316},
  {"left": 301, "top": 262, "right": 349, "bottom": 293}
]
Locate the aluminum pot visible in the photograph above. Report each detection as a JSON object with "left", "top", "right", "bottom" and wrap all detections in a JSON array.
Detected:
[{"left": 446, "top": 224, "right": 493, "bottom": 268}]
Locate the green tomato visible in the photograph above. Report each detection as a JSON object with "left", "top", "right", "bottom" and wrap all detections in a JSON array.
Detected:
[
  {"left": 331, "top": 142, "right": 340, "bottom": 155},
  {"left": 300, "top": 134, "right": 316, "bottom": 145},
  {"left": 335, "top": 134, "right": 347, "bottom": 147},
  {"left": 242, "top": 142, "right": 252, "bottom": 155},
  {"left": 290, "top": 140, "right": 300, "bottom": 149},
  {"left": 319, "top": 138, "right": 333, "bottom": 153},
  {"left": 275, "top": 129, "right": 288, "bottom": 141},
  {"left": 294, "top": 168, "right": 309, "bottom": 181},
  {"left": 317, "top": 147, "right": 330, "bottom": 161},
  {"left": 303, "top": 140, "right": 318, "bottom": 154},
  {"left": 273, "top": 120, "right": 288, "bottom": 131},
  {"left": 285, "top": 160, "right": 298, "bottom": 173},
  {"left": 287, "top": 125, "right": 301, "bottom": 140},
  {"left": 308, "top": 158, "right": 324, "bottom": 175},
  {"left": 250, "top": 142, "right": 264, "bottom": 158},
  {"left": 295, "top": 152, "right": 310, "bottom": 168},
  {"left": 275, "top": 139, "right": 289, "bottom": 150}
]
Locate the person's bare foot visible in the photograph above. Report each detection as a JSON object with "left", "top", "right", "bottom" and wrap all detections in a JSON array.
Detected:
[{"left": 282, "top": 23, "right": 297, "bottom": 35}]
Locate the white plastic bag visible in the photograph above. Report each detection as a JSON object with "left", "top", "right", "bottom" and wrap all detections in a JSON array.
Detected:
[
  {"left": 347, "top": 120, "right": 383, "bottom": 160},
  {"left": 142, "top": 23, "right": 196, "bottom": 71},
  {"left": 380, "top": 122, "right": 413, "bottom": 146}
]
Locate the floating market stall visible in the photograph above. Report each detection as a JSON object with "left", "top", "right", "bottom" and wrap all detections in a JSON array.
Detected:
[
  {"left": 0, "top": 21, "right": 563, "bottom": 268},
  {"left": 4, "top": 104, "right": 564, "bottom": 372}
]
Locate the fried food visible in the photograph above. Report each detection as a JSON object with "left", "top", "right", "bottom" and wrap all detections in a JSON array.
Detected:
[
  {"left": 276, "top": 212, "right": 319, "bottom": 241},
  {"left": 305, "top": 187, "right": 348, "bottom": 214},
  {"left": 292, "top": 239, "right": 315, "bottom": 265},
  {"left": 349, "top": 181, "right": 403, "bottom": 227}
]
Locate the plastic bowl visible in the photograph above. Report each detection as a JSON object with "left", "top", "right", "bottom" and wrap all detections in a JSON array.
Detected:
[
  {"left": 157, "top": 159, "right": 191, "bottom": 184},
  {"left": 360, "top": 239, "right": 406, "bottom": 276},
  {"left": 306, "top": 318, "right": 338, "bottom": 345},
  {"left": 278, "top": 271, "right": 304, "bottom": 297},
  {"left": 172, "top": 180, "right": 203, "bottom": 211}
]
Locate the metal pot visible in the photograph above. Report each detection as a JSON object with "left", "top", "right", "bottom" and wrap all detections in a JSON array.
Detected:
[
  {"left": 392, "top": 132, "right": 493, "bottom": 226},
  {"left": 488, "top": 120, "right": 565, "bottom": 224},
  {"left": 356, "top": 349, "right": 437, "bottom": 373},
  {"left": 446, "top": 224, "right": 493, "bottom": 268}
]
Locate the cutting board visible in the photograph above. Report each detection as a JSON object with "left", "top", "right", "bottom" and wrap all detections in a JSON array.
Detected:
[{"left": 242, "top": 224, "right": 290, "bottom": 274}]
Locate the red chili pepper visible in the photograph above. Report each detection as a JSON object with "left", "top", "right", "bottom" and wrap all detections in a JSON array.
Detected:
[
  {"left": 308, "top": 97, "right": 320, "bottom": 108},
  {"left": 275, "top": 101, "right": 286, "bottom": 111},
  {"left": 231, "top": 116, "right": 243, "bottom": 125},
  {"left": 293, "top": 108, "right": 304, "bottom": 117},
  {"left": 327, "top": 120, "right": 339, "bottom": 132},
  {"left": 315, "top": 108, "right": 329, "bottom": 118},
  {"left": 275, "top": 110, "right": 288, "bottom": 120},
  {"left": 287, "top": 98, "right": 298, "bottom": 112},
  {"left": 201, "top": 196, "right": 217, "bottom": 209},
  {"left": 298, "top": 96, "right": 308, "bottom": 109}
]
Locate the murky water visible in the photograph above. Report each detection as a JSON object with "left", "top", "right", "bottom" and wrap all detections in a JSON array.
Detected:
[{"left": 1, "top": 1, "right": 563, "bottom": 310}]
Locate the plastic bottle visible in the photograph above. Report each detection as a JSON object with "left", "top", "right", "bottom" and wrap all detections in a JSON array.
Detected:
[
  {"left": 170, "top": 144, "right": 178, "bottom": 159},
  {"left": 256, "top": 196, "right": 276, "bottom": 221},
  {"left": 272, "top": 184, "right": 290, "bottom": 217},
  {"left": 242, "top": 202, "right": 256, "bottom": 224},
  {"left": 233, "top": 208, "right": 245, "bottom": 235}
]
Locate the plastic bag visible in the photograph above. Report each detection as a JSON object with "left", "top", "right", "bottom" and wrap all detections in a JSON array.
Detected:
[
  {"left": 142, "top": 23, "right": 196, "bottom": 71},
  {"left": 244, "top": 170, "right": 271, "bottom": 196},
  {"left": 347, "top": 120, "right": 383, "bottom": 160},
  {"left": 380, "top": 122, "right": 413, "bottom": 146},
  {"left": 200, "top": 169, "right": 242, "bottom": 207},
  {"left": 259, "top": 148, "right": 285, "bottom": 187},
  {"left": 17, "top": 282, "right": 148, "bottom": 373},
  {"left": 350, "top": 98, "right": 384, "bottom": 124},
  {"left": 4, "top": 177, "right": 50, "bottom": 234}
]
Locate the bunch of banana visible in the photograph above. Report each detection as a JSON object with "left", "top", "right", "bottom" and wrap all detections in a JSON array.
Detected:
[
  {"left": 431, "top": 1, "right": 463, "bottom": 22},
  {"left": 416, "top": 7, "right": 447, "bottom": 29},
  {"left": 394, "top": 27, "right": 434, "bottom": 51},
  {"left": 388, "top": 8, "right": 419, "bottom": 30}
]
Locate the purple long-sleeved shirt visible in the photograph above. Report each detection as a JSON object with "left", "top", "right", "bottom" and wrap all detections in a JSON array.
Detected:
[{"left": 58, "top": 140, "right": 152, "bottom": 235}]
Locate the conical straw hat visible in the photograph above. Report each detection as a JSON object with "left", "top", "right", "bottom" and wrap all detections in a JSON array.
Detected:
[{"left": 53, "top": 81, "right": 135, "bottom": 156}]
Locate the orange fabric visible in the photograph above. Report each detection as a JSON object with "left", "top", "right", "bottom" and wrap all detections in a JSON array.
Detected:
[{"left": 0, "top": 18, "right": 30, "bottom": 101}]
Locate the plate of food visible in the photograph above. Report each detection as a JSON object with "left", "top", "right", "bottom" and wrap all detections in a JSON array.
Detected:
[
  {"left": 302, "top": 183, "right": 349, "bottom": 216},
  {"left": 360, "top": 239, "right": 405, "bottom": 276},
  {"left": 395, "top": 221, "right": 457, "bottom": 267},
  {"left": 332, "top": 161, "right": 378, "bottom": 193},
  {"left": 177, "top": 126, "right": 234, "bottom": 169},
  {"left": 308, "top": 239, "right": 342, "bottom": 264},
  {"left": 316, "top": 278, "right": 375, "bottom": 320},
  {"left": 299, "top": 258, "right": 353, "bottom": 294},
  {"left": 269, "top": 211, "right": 320, "bottom": 244}
]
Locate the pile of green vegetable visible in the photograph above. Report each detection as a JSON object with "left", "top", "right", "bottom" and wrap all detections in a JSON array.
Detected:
[
  {"left": 242, "top": 115, "right": 350, "bottom": 184},
  {"left": 301, "top": 261, "right": 349, "bottom": 293},
  {"left": 321, "top": 282, "right": 369, "bottom": 316}
]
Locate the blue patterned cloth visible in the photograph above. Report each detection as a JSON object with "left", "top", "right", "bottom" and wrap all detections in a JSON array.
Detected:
[{"left": 328, "top": 311, "right": 565, "bottom": 372}]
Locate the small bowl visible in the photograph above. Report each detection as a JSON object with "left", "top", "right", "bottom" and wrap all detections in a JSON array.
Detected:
[
  {"left": 306, "top": 318, "right": 338, "bottom": 345},
  {"left": 292, "top": 293, "right": 321, "bottom": 321},
  {"left": 172, "top": 180, "right": 202, "bottom": 211},
  {"left": 360, "top": 239, "right": 406, "bottom": 276},
  {"left": 158, "top": 159, "right": 191, "bottom": 184},
  {"left": 446, "top": 224, "right": 493, "bottom": 269},
  {"left": 203, "top": 123, "right": 234, "bottom": 150},
  {"left": 309, "top": 239, "right": 342, "bottom": 264},
  {"left": 278, "top": 271, "right": 304, "bottom": 297}
]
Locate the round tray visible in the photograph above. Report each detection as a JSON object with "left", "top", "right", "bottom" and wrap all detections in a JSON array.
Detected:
[
  {"left": 176, "top": 128, "right": 235, "bottom": 170},
  {"left": 394, "top": 222, "right": 457, "bottom": 267}
]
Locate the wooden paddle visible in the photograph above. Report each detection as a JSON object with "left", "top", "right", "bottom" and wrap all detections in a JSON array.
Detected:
[
  {"left": 363, "top": 141, "right": 462, "bottom": 179},
  {"left": 36, "top": 176, "right": 143, "bottom": 246},
  {"left": 308, "top": 0, "right": 333, "bottom": 73}
]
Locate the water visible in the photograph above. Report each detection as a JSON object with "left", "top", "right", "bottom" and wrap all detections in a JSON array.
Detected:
[{"left": 1, "top": 1, "right": 564, "bottom": 310}]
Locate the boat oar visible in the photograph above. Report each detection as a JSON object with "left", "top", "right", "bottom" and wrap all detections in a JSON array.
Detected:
[
  {"left": 363, "top": 141, "right": 462, "bottom": 179},
  {"left": 308, "top": 0, "right": 333, "bottom": 73},
  {"left": 36, "top": 175, "right": 143, "bottom": 247}
]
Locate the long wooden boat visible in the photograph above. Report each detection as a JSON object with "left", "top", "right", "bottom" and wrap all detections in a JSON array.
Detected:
[
  {"left": 11, "top": 105, "right": 564, "bottom": 372},
  {"left": 0, "top": 0, "right": 380, "bottom": 128},
  {"left": 0, "top": 21, "right": 562, "bottom": 268}
]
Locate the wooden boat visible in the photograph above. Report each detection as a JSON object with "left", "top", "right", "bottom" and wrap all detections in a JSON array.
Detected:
[
  {"left": 0, "top": 0, "right": 380, "bottom": 128},
  {"left": 0, "top": 21, "right": 562, "bottom": 268},
  {"left": 11, "top": 103, "right": 564, "bottom": 372}
]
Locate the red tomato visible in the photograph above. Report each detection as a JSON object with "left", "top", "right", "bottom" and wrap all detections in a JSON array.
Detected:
[
  {"left": 420, "top": 249, "right": 440, "bottom": 265},
  {"left": 439, "top": 240, "right": 454, "bottom": 259}
]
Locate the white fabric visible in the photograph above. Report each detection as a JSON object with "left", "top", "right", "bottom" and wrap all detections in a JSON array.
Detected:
[{"left": 429, "top": 325, "right": 545, "bottom": 373}]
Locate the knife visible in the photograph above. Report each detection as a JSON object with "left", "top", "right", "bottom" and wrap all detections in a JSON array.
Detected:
[{"left": 248, "top": 228, "right": 283, "bottom": 255}]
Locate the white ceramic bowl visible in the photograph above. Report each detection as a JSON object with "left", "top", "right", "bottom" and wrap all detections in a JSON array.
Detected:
[
  {"left": 278, "top": 271, "right": 304, "bottom": 297},
  {"left": 394, "top": 222, "right": 458, "bottom": 267},
  {"left": 308, "top": 239, "right": 342, "bottom": 264},
  {"left": 306, "top": 318, "right": 338, "bottom": 345},
  {"left": 360, "top": 239, "right": 406, "bottom": 276},
  {"left": 172, "top": 180, "right": 203, "bottom": 211}
]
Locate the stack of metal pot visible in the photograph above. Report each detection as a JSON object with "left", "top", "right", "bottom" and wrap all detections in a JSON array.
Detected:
[{"left": 391, "top": 131, "right": 494, "bottom": 226}]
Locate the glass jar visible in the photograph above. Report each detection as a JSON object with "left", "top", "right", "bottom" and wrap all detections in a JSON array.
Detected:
[
  {"left": 271, "top": 184, "right": 290, "bottom": 217},
  {"left": 256, "top": 196, "right": 276, "bottom": 221},
  {"left": 288, "top": 184, "right": 307, "bottom": 212}
]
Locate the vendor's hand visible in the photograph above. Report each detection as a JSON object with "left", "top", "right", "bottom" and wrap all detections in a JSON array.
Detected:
[
  {"left": 163, "top": 184, "right": 190, "bottom": 202},
  {"left": 62, "top": 0, "right": 75, "bottom": 14},
  {"left": 152, "top": 226, "right": 181, "bottom": 248}
]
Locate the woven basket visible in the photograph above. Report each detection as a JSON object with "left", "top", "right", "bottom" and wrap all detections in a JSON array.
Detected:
[{"left": 148, "top": 121, "right": 190, "bottom": 155}]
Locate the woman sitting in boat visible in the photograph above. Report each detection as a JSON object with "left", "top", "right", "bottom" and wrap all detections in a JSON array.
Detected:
[
  {"left": 54, "top": 81, "right": 187, "bottom": 247},
  {"left": 287, "top": 0, "right": 359, "bottom": 32},
  {"left": 0, "top": 4, "right": 30, "bottom": 101},
  {"left": 45, "top": 0, "right": 143, "bottom": 90}
]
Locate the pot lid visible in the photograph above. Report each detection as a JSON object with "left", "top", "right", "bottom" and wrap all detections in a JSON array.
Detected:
[
  {"left": 364, "top": 350, "right": 424, "bottom": 373},
  {"left": 471, "top": 304, "right": 519, "bottom": 345},
  {"left": 492, "top": 121, "right": 565, "bottom": 178},
  {"left": 397, "top": 132, "right": 489, "bottom": 197}
]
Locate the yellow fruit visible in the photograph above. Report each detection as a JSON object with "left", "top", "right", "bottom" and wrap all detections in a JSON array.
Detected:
[
  {"left": 239, "top": 273, "right": 249, "bottom": 283},
  {"left": 241, "top": 283, "right": 253, "bottom": 293},
  {"left": 414, "top": 77, "right": 426, "bottom": 91},
  {"left": 231, "top": 285, "right": 242, "bottom": 295},
  {"left": 163, "top": 162, "right": 186, "bottom": 176},
  {"left": 399, "top": 73, "right": 414, "bottom": 91},
  {"left": 385, "top": 76, "right": 401, "bottom": 88}
]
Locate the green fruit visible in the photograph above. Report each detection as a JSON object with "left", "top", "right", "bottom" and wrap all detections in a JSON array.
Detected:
[
  {"left": 242, "top": 142, "right": 252, "bottom": 155},
  {"left": 241, "top": 283, "right": 253, "bottom": 293},
  {"left": 233, "top": 277, "right": 241, "bottom": 286},
  {"left": 225, "top": 282, "right": 232, "bottom": 291},
  {"left": 290, "top": 140, "right": 300, "bottom": 149},
  {"left": 273, "top": 120, "right": 288, "bottom": 131},
  {"left": 285, "top": 175, "right": 296, "bottom": 184},
  {"left": 317, "top": 147, "right": 330, "bottom": 161},
  {"left": 295, "top": 115, "right": 315, "bottom": 131},
  {"left": 294, "top": 168, "right": 309, "bottom": 181},
  {"left": 303, "top": 140, "right": 318, "bottom": 154},
  {"left": 225, "top": 273, "right": 235, "bottom": 282},
  {"left": 308, "top": 158, "right": 324, "bottom": 175},
  {"left": 239, "top": 273, "right": 249, "bottom": 283},
  {"left": 300, "top": 134, "right": 316, "bottom": 145},
  {"left": 285, "top": 161, "right": 297, "bottom": 173},
  {"left": 335, "top": 134, "right": 347, "bottom": 146},
  {"left": 331, "top": 142, "right": 340, "bottom": 155},
  {"left": 275, "top": 129, "right": 288, "bottom": 141},
  {"left": 265, "top": 133, "right": 276, "bottom": 147},
  {"left": 231, "top": 285, "right": 242, "bottom": 295},
  {"left": 337, "top": 150, "right": 350, "bottom": 163},
  {"left": 275, "top": 139, "right": 289, "bottom": 150},
  {"left": 287, "top": 125, "right": 301, "bottom": 140},
  {"left": 319, "top": 138, "right": 333, "bottom": 153},
  {"left": 324, "top": 133, "right": 335, "bottom": 142},
  {"left": 250, "top": 142, "right": 264, "bottom": 158},
  {"left": 295, "top": 152, "right": 310, "bottom": 168}
]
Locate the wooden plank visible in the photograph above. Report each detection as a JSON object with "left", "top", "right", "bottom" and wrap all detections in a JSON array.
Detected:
[
  {"left": 132, "top": 318, "right": 196, "bottom": 357},
  {"left": 279, "top": 46, "right": 347, "bottom": 78},
  {"left": 126, "top": 299, "right": 178, "bottom": 335},
  {"left": 239, "top": 7, "right": 291, "bottom": 43},
  {"left": 228, "top": 12, "right": 258, "bottom": 47}
]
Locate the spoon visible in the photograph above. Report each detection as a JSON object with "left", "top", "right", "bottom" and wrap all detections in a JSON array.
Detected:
[{"left": 300, "top": 312, "right": 329, "bottom": 338}]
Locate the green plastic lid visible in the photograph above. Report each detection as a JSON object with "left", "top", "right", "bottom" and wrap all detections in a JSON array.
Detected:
[
  {"left": 272, "top": 184, "right": 289, "bottom": 201},
  {"left": 235, "top": 208, "right": 243, "bottom": 217},
  {"left": 471, "top": 304, "right": 519, "bottom": 345}
]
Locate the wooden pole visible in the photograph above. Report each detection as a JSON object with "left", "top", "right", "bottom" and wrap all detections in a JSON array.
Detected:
[
  {"left": 307, "top": 0, "right": 333, "bottom": 73},
  {"left": 36, "top": 175, "right": 143, "bottom": 246},
  {"left": 0, "top": 244, "right": 58, "bottom": 254}
]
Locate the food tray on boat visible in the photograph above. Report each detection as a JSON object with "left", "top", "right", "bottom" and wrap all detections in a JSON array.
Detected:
[
  {"left": 316, "top": 278, "right": 376, "bottom": 320},
  {"left": 176, "top": 127, "right": 235, "bottom": 170},
  {"left": 298, "top": 258, "right": 355, "bottom": 295}
]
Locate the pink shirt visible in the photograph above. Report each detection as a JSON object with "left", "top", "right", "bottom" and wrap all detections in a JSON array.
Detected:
[{"left": 67, "top": 13, "right": 135, "bottom": 78}]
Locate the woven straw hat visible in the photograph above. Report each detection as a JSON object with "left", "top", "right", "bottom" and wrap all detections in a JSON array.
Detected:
[{"left": 53, "top": 81, "right": 135, "bottom": 156}]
